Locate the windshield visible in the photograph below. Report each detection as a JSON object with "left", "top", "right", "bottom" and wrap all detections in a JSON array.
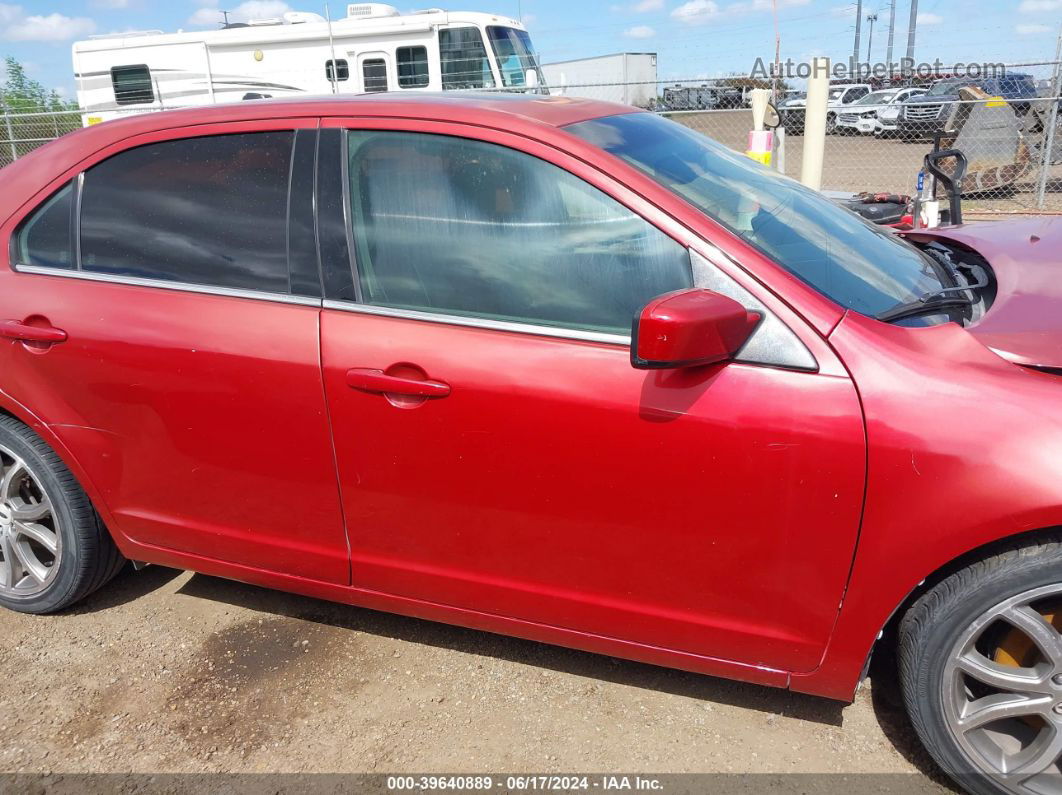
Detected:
[
  {"left": 487, "top": 26, "right": 545, "bottom": 90},
  {"left": 928, "top": 79, "right": 973, "bottom": 96},
  {"left": 856, "top": 90, "right": 897, "bottom": 105},
  {"left": 566, "top": 112, "right": 949, "bottom": 321}
]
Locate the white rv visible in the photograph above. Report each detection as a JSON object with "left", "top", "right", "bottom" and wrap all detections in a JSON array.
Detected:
[{"left": 72, "top": 4, "right": 545, "bottom": 124}]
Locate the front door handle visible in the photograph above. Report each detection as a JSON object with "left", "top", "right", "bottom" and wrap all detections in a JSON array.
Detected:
[
  {"left": 346, "top": 368, "right": 451, "bottom": 398},
  {"left": 0, "top": 320, "right": 67, "bottom": 344}
]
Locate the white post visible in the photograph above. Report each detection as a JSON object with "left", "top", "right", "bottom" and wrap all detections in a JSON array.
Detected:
[
  {"left": 1035, "top": 27, "right": 1062, "bottom": 209},
  {"left": 801, "top": 56, "right": 830, "bottom": 190},
  {"left": 750, "top": 88, "right": 769, "bottom": 130}
]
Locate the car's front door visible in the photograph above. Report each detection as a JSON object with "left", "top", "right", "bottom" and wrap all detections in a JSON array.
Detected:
[
  {"left": 317, "top": 121, "right": 866, "bottom": 672},
  {"left": 1, "top": 123, "right": 349, "bottom": 583}
]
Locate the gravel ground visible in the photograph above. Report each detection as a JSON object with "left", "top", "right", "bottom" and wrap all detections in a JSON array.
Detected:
[{"left": 0, "top": 564, "right": 959, "bottom": 791}]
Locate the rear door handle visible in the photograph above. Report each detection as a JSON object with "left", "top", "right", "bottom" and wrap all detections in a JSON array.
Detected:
[
  {"left": 0, "top": 320, "right": 67, "bottom": 344},
  {"left": 345, "top": 368, "right": 451, "bottom": 398}
]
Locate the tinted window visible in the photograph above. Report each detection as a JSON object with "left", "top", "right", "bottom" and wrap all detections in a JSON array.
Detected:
[
  {"left": 397, "top": 46, "right": 429, "bottom": 88},
  {"left": 362, "top": 59, "right": 387, "bottom": 92},
  {"left": 568, "top": 113, "right": 948, "bottom": 321},
  {"left": 439, "top": 27, "right": 495, "bottom": 90},
  {"left": 14, "top": 182, "right": 74, "bottom": 270},
  {"left": 344, "top": 131, "right": 691, "bottom": 334},
  {"left": 111, "top": 65, "right": 154, "bottom": 105},
  {"left": 326, "top": 59, "right": 349, "bottom": 82},
  {"left": 80, "top": 132, "right": 294, "bottom": 293}
]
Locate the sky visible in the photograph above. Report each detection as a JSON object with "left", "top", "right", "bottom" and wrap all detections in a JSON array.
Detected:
[{"left": 1, "top": 0, "right": 1059, "bottom": 101}]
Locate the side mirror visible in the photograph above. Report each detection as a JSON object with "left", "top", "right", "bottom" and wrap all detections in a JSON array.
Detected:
[
  {"left": 631, "top": 288, "right": 761, "bottom": 370},
  {"left": 764, "top": 102, "right": 781, "bottom": 129}
]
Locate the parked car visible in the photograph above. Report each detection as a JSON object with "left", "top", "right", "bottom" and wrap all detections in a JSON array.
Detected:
[
  {"left": 898, "top": 73, "right": 1038, "bottom": 140},
  {"left": 780, "top": 83, "right": 872, "bottom": 134},
  {"left": 3, "top": 94, "right": 1062, "bottom": 795},
  {"left": 834, "top": 86, "right": 927, "bottom": 135}
]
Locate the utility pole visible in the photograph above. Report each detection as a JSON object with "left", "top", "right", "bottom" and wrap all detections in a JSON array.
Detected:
[
  {"left": 885, "top": 0, "right": 896, "bottom": 75},
  {"left": 853, "top": 0, "right": 863, "bottom": 74},
  {"left": 906, "top": 0, "right": 918, "bottom": 63},
  {"left": 866, "top": 12, "right": 878, "bottom": 64}
]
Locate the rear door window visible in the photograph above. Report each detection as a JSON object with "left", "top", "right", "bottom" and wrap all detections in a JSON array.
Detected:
[{"left": 79, "top": 131, "right": 294, "bottom": 293}]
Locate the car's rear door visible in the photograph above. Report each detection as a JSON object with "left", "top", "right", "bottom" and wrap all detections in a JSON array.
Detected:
[
  {"left": 0, "top": 121, "right": 349, "bottom": 583},
  {"left": 316, "top": 118, "right": 866, "bottom": 672}
]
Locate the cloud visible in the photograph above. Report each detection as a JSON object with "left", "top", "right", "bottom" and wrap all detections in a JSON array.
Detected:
[
  {"left": 672, "top": 0, "right": 721, "bottom": 23},
  {"left": 623, "top": 24, "right": 656, "bottom": 37},
  {"left": 633, "top": 0, "right": 664, "bottom": 10},
  {"left": 521, "top": 13, "right": 537, "bottom": 25},
  {"left": 916, "top": 11, "right": 943, "bottom": 23},
  {"left": 672, "top": 0, "right": 807, "bottom": 24},
  {"left": 91, "top": 0, "right": 131, "bottom": 8},
  {"left": 1016, "top": 22, "right": 1051, "bottom": 33},
  {"left": 188, "top": 0, "right": 292, "bottom": 27},
  {"left": 1018, "top": 0, "right": 1061, "bottom": 10},
  {"left": 0, "top": 6, "right": 97, "bottom": 41}
]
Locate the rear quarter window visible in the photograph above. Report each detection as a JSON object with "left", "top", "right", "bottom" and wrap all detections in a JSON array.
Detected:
[{"left": 12, "top": 181, "right": 75, "bottom": 270}]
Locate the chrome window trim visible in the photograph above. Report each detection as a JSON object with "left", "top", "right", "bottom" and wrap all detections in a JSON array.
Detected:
[
  {"left": 322, "top": 299, "right": 631, "bottom": 345},
  {"left": 13, "top": 264, "right": 322, "bottom": 307}
]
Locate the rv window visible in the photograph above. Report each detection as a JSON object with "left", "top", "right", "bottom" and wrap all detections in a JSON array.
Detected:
[
  {"left": 397, "top": 46, "right": 429, "bottom": 89},
  {"left": 487, "top": 27, "right": 543, "bottom": 89},
  {"left": 326, "top": 59, "right": 349, "bottom": 82},
  {"left": 362, "top": 59, "right": 388, "bottom": 93},
  {"left": 13, "top": 181, "right": 75, "bottom": 270},
  {"left": 111, "top": 65, "right": 154, "bottom": 106},
  {"left": 79, "top": 132, "right": 294, "bottom": 293},
  {"left": 342, "top": 131, "right": 691, "bottom": 333},
  {"left": 439, "top": 27, "right": 495, "bottom": 90}
]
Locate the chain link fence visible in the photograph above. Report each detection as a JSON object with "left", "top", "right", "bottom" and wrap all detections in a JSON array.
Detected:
[
  {"left": 0, "top": 109, "right": 82, "bottom": 169},
  {"left": 2, "top": 60, "right": 1060, "bottom": 217}
]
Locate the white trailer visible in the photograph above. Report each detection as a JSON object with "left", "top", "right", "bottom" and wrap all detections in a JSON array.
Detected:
[
  {"left": 541, "top": 52, "right": 657, "bottom": 108},
  {"left": 72, "top": 3, "right": 545, "bottom": 124}
]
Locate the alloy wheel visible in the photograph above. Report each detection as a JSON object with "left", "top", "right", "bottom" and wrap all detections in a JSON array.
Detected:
[
  {"left": 0, "top": 444, "right": 61, "bottom": 597},
  {"left": 943, "top": 584, "right": 1062, "bottom": 793}
]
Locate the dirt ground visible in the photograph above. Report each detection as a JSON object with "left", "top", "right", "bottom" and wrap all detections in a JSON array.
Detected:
[{"left": 0, "top": 564, "right": 960, "bottom": 791}]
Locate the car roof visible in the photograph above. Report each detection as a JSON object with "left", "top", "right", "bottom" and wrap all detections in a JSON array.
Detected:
[
  {"left": 0, "top": 93, "right": 639, "bottom": 223},
  {"left": 98, "top": 92, "right": 635, "bottom": 137}
]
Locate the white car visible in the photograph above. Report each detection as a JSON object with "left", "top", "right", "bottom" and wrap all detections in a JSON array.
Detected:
[
  {"left": 835, "top": 87, "right": 928, "bottom": 135},
  {"left": 780, "top": 83, "right": 872, "bottom": 134}
]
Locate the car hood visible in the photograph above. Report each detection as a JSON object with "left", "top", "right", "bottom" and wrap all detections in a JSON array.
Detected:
[
  {"left": 905, "top": 94, "right": 956, "bottom": 103},
  {"left": 903, "top": 219, "right": 1062, "bottom": 369}
]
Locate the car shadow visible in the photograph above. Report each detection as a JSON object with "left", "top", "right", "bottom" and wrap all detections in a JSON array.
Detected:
[
  {"left": 67, "top": 562, "right": 185, "bottom": 614},
  {"left": 167, "top": 570, "right": 848, "bottom": 725},
  {"left": 867, "top": 647, "right": 961, "bottom": 793}
]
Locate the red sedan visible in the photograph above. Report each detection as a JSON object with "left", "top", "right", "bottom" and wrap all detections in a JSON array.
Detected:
[{"left": 1, "top": 94, "right": 1060, "bottom": 794}]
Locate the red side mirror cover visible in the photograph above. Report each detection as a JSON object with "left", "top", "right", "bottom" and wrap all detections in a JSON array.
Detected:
[{"left": 632, "top": 288, "right": 761, "bottom": 370}]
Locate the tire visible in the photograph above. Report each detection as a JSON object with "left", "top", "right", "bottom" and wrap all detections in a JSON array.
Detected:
[
  {"left": 0, "top": 415, "right": 124, "bottom": 614},
  {"left": 899, "top": 536, "right": 1062, "bottom": 795},
  {"left": 826, "top": 113, "right": 837, "bottom": 134}
]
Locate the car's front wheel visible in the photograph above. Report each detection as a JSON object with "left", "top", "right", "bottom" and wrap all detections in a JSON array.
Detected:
[
  {"left": 900, "top": 537, "right": 1062, "bottom": 795},
  {"left": 0, "top": 415, "right": 124, "bottom": 614}
]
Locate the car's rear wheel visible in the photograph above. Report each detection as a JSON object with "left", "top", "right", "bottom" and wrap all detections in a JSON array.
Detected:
[
  {"left": 899, "top": 538, "right": 1062, "bottom": 795},
  {"left": 0, "top": 415, "right": 124, "bottom": 614}
]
